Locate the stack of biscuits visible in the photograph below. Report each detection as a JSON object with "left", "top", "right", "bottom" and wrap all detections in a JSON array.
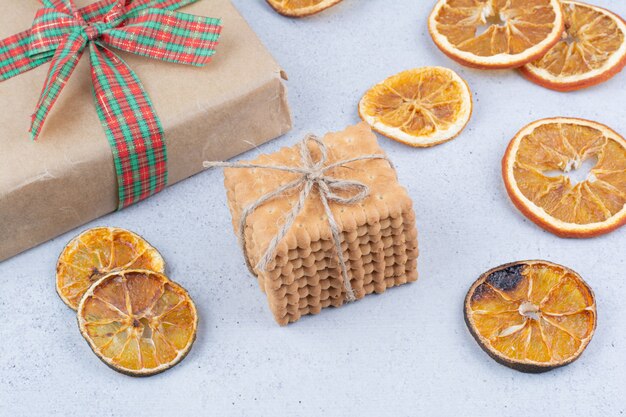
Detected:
[{"left": 223, "top": 123, "right": 418, "bottom": 325}]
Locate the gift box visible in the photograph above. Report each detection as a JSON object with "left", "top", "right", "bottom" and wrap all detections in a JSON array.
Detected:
[
  {"left": 0, "top": 0, "right": 292, "bottom": 261},
  {"left": 221, "top": 123, "right": 418, "bottom": 325}
]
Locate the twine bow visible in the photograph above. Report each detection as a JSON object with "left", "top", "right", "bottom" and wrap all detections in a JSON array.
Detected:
[
  {"left": 204, "top": 135, "right": 394, "bottom": 302},
  {"left": 0, "top": 0, "right": 222, "bottom": 208}
]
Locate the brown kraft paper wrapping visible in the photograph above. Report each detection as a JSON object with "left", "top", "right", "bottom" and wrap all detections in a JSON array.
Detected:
[{"left": 0, "top": 0, "right": 292, "bottom": 261}]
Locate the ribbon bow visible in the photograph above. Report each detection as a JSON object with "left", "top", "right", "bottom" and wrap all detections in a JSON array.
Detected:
[
  {"left": 204, "top": 135, "right": 394, "bottom": 302},
  {"left": 0, "top": 0, "right": 222, "bottom": 208}
]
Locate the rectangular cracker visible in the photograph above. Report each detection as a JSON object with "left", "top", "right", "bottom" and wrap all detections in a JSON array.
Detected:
[{"left": 224, "top": 123, "right": 418, "bottom": 325}]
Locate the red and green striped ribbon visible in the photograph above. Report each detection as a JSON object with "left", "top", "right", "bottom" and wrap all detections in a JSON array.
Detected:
[{"left": 0, "top": 0, "right": 221, "bottom": 208}]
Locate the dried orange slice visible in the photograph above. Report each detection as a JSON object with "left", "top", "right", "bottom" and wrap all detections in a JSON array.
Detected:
[
  {"left": 266, "top": 0, "right": 342, "bottom": 17},
  {"left": 428, "top": 0, "right": 565, "bottom": 69},
  {"left": 56, "top": 227, "right": 165, "bottom": 310},
  {"left": 77, "top": 270, "right": 198, "bottom": 376},
  {"left": 465, "top": 260, "right": 596, "bottom": 373},
  {"left": 503, "top": 118, "right": 626, "bottom": 237},
  {"left": 358, "top": 67, "right": 472, "bottom": 147},
  {"left": 521, "top": 1, "right": 626, "bottom": 91}
]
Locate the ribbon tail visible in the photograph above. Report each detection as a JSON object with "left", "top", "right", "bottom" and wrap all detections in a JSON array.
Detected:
[
  {"left": 102, "top": 9, "right": 221, "bottom": 66},
  {"left": 30, "top": 30, "right": 87, "bottom": 140},
  {"left": 89, "top": 43, "right": 167, "bottom": 209}
]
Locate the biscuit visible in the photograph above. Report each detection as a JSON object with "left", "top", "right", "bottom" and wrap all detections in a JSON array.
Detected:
[{"left": 224, "top": 123, "right": 418, "bottom": 325}]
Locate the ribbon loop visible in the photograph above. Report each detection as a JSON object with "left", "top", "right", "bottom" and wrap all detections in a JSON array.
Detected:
[
  {"left": 102, "top": 0, "right": 129, "bottom": 24},
  {"left": 203, "top": 135, "right": 395, "bottom": 304},
  {"left": 41, "top": 0, "right": 76, "bottom": 15},
  {"left": 324, "top": 179, "right": 370, "bottom": 204},
  {"left": 29, "top": 7, "right": 79, "bottom": 58},
  {"left": 102, "top": 9, "right": 221, "bottom": 66}
]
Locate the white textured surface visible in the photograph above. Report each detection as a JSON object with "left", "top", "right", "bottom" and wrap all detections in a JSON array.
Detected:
[{"left": 2, "top": 1, "right": 626, "bottom": 416}]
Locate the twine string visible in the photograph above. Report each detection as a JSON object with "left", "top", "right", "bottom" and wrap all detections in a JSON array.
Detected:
[{"left": 204, "top": 135, "right": 392, "bottom": 303}]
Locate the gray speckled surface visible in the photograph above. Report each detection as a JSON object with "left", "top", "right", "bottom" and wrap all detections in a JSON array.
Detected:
[{"left": 2, "top": 1, "right": 626, "bottom": 416}]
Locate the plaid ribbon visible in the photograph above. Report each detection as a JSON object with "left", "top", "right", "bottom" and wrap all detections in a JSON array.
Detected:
[{"left": 0, "top": 0, "right": 222, "bottom": 208}]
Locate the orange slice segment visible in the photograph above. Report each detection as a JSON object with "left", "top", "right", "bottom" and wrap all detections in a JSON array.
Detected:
[
  {"left": 358, "top": 67, "right": 472, "bottom": 147},
  {"left": 56, "top": 227, "right": 165, "bottom": 310},
  {"left": 77, "top": 270, "right": 197, "bottom": 376},
  {"left": 266, "top": 0, "right": 342, "bottom": 17},
  {"left": 521, "top": 1, "right": 626, "bottom": 91},
  {"left": 465, "top": 260, "right": 596, "bottom": 373},
  {"left": 503, "top": 117, "right": 626, "bottom": 237},
  {"left": 428, "top": 0, "right": 565, "bottom": 69}
]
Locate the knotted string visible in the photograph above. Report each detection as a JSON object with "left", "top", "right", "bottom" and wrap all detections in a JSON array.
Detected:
[{"left": 204, "top": 135, "right": 394, "bottom": 303}]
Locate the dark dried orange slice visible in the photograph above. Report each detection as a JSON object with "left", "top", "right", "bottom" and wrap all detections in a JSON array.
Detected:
[
  {"left": 56, "top": 227, "right": 165, "bottom": 310},
  {"left": 465, "top": 260, "right": 596, "bottom": 373},
  {"left": 77, "top": 270, "right": 198, "bottom": 376}
]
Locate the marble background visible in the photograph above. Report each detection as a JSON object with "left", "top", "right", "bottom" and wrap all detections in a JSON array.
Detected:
[{"left": 1, "top": 0, "right": 625, "bottom": 415}]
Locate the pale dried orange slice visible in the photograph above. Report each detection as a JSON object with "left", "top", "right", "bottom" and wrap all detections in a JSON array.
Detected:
[
  {"left": 77, "top": 270, "right": 198, "bottom": 376},
  {"left": 465, "top": 260, "right": 596, "bottom": 373},
  {"left": 266, "top": 0, "right": 342, "bottom": 17},
  {"left": 56, "top": 227, "right": 165, "bottom": 310},
  {"left": 358, "top": 67, "right": 472, "bottom": 147},
  {"left": 521, "top": 1, "right": 626, "bottom": 91},
  {"left": 503, "top": 118, "right": 626, "bottom": 237},
  {"left": 428, "top": 0, "right": 565, "bottom": 69}
]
